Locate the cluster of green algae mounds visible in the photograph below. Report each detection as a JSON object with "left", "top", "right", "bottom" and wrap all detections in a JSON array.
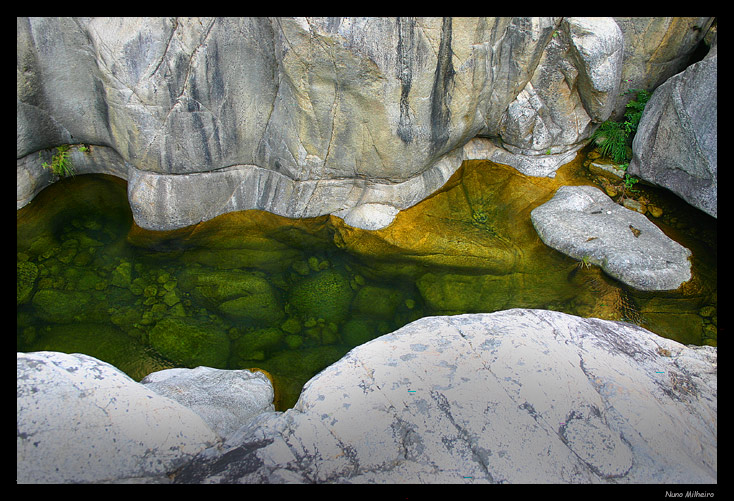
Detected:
[
  {"left": 17, "top": 261, "right": 39, "bottom": 304},
  {"left": 287, "top": 269, "right": 355, "bottom": 324}
]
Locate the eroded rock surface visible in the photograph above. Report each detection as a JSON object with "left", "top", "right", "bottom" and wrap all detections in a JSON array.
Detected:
[
  {"left": 17, "top": 17, "right": 630, "bottom": 230},
  {"left": 530, "top": 185, "right": 692, "bottom": 291},
  {"left": 172, "top": 310, "right": 716, "bottom": 484}
]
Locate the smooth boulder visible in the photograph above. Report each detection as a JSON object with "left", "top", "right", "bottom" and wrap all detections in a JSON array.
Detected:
[
  {"left": 628, "top": 38, "right": 717, "bottom": 218},
  {"left": 17, "top": 351, "right": 218, "bottom": 483},
  {"left": 171, "top": 310, "right": 716, "bottom": 484},
  {"left": 530, "top": 185, "right": 692, "bottom": 291},
  {"left": 140, "top": 366, "right": 275, "bottom": 440}
]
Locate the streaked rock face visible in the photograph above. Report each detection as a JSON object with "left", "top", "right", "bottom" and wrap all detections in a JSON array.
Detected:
[{"left": 17, "top": 17, "right": 633, "bottom": 229}]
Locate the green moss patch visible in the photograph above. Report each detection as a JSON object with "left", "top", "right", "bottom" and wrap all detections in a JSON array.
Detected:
[
  {"left": 148, "top": 316, "right": 230, "bottom": 368},
  {"left": 288, "top": 269, "right": 354, "bottom": 324}
]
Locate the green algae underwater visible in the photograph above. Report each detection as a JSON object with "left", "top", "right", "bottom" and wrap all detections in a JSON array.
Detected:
[{"left": 17, "top": 154, "right": 717, "bottom": 410}]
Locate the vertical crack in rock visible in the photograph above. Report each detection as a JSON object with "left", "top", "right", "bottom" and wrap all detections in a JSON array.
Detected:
[
  {"left": 149, "top": 17, "right": 179, "bottom": 79},
  {"left": 430, "top": 390, "right": 495, "bottom": 482},
  {"left": 429, "top": 17, "right": 455, "bottom": 154},
  {"left": 396, "top": 17, "right": 415, "bottom": 143},
  {"left": 144, "top": 18, "right": 217, "bottom": 172},
  {"left": 256, "top": 19, "right": 280, "bottom": 170}
]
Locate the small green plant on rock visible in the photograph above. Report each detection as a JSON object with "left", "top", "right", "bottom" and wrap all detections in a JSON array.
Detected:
[
  {"left": 40, "top": 145, "right": 75, "bottom": 178},
  {"left": 577, "top": 255, "right": 592, "bottom": 270}
]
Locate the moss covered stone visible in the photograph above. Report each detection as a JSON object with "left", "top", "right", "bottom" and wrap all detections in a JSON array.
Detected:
[
  {"left": 288, "top": 269, "right": 354, "bottom": 324},
  {"left": 262, "top": 345, "right": 344, "bottom": 379},
  {"left": 24, "top": 322, "right": 174, "bottom": 381},
  {"left": 110, "top": 261, "right": 132, "bottom": 288},
  {"left": 31, "top": 289, "right": 94, "bottom": 323},
  {"left": 281, "top": 317, "right": 302, "bottom": 335},
  {"left": 17, "top": 261, "right": 39, "bottom": 305},
  {"left": 233, "top": 327, "right": 286, "bottom": 360},
  {"left": 342, "top": 318, "right": 375, "bottom": 347},
  {"left": 284, "top": 334, "right": 304, "bottom": 349},
  {"left": 148, "top": 316, "right": 230, "bottom": 368},
  {"left": 218, "top": 294, "right": 284, "bottom": 324},
  {"left": 352, "top": 285, "right": 403, "bottom": 318},
  {"left": 178, "top": 267, "right": 284, "bottom": 324}
]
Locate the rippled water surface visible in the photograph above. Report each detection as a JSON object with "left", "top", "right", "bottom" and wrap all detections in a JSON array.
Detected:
[{"left": 17, "top": 160, "right": 717, "bottom": 409}]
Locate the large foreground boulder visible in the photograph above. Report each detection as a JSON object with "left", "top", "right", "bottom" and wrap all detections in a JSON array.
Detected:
[
  {"left": 140, "top": 366, "right": 275, "bottom": 440},
  {"left": 530, "top": 185, "right": 692, "bottom": 291},
  {"left": 17, "top": 352, "right": 219, "bottom": 483},
  {"left": 173, "top": 310, "right": 716, "bottom": 484}
]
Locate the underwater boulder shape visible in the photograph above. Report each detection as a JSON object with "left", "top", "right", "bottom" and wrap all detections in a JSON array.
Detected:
[
  {"left": 352, "top": 286, "right": 404, "bottom": 319},
  {"left": 288, "top": 269, "right": 354, "bottom": 324},
  {"left": 31, "top": 289, "right": 96, "bottom": 323},
  {"left": 342, "top": 319, "right": 376, "bottom": 348},
  {"left": 148, "top": 317, "right": 230, "bottom": 368},
  {"left": 23, "top": 323, "right": 173, "bottom": 381},
  {"left": 232, "top": 327, "right": 287, "bottom": 361},
  {"left": 218, "top": 294, "right": 285, "bottom": 325},
  {"left": 177, "top": 267, "right": 284, "bottom": 324},
  {"left": 17, "top": 261, "right": 38, "bottom": 304}
]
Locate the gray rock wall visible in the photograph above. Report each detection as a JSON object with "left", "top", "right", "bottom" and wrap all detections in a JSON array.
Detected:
[
  {"left": 628, "top": 37, "right": 717, "bottom": 218},
  {"left": 17, "top": 17, "right": 714, "bottom": 230}
]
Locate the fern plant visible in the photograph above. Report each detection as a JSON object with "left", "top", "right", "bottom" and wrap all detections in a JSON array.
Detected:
[
  {"left": 591, "top": 89, "right": 652, "bottom": 165},
  {"left": 591, "top": 121, "right": 628, "bottom": 163},
  {"left": 622, "top": 89, "right": 651, "bottom": 135}
]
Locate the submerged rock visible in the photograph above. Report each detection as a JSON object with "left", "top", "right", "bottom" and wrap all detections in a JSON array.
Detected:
[
  {"left": 232, "top": 327, "right": 286, "bottom": 361},
  {"left": 288, "top": 269, "right": 354, "bottom": 324},
  {"left": 530, "top": 185, "right": 692, "bottom": 291},
  {"left": 17, "top": 351, "right": 218, "bottom": 483},
  {"left": 352, "top": 285, "right": 403, "bottom": 319},
  {"left": 148, "top": 317, "right": 230, "bottom": 368},
  {"left": 22, "top": 322, "right": 170, "bottom": 381},
  {"left": 172, "top": 310, "right": 716, "bottom": 484},
  {"left": 178, "top": 268, "right": 284, "bottom": 324},
  {"left": 31, "top": 289, "right": 94, "bottom": 323},
  {"left": 17, "top": 260, "right": 38, "bottom": 304}
]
